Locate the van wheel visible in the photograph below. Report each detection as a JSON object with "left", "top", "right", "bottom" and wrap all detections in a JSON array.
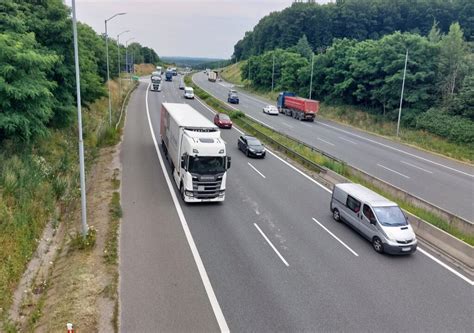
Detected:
[
  {"left": 332, "top": 208, "right": 341, "bottom": 222},
  {"left": 372, "top": 237, "right": 384, "bottom": 253}
]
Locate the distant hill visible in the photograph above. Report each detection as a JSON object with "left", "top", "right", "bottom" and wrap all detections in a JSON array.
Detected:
[{"left": 161, "top": 56, "right": 227, "bottom": 68}]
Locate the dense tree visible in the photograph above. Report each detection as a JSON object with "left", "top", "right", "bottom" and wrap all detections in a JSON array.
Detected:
[{"left": 233, "top": 0, "right": 473, "bottom": 61}]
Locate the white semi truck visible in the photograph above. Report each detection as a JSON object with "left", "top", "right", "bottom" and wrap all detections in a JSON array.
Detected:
[{"left": 160, "top": 103, "right": 231, "bottom": 202}]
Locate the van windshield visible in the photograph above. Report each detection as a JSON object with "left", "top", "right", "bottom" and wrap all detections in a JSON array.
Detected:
[
  {"left": 373, "top": 206, "right": 407, "bottom": 227},
  {"left": 188, "top": 156, "right": 225, "bottom": 174}
]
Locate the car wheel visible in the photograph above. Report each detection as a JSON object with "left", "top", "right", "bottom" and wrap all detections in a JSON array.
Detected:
[
  {"left": 372, "top": 237, "right": 384, "bottom": 253},
  {"left": 332, "top": 208, "right": 341, "bottom": 222},
  {"left": 246, "top": 149, "right": 250, "bottom": 157}
]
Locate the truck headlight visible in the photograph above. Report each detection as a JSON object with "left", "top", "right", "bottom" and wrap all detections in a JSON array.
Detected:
[{"left": 185, "top": 190, "right": 194, "bottom": 197}]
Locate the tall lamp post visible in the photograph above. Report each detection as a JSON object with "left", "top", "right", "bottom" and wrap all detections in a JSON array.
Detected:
[
  {"left": 117, "top": 30, "right": 130, "bottom": 98},
  {"left": 71, "top": 0, "right": 88, "bottom": 237},
  {"left": 125, "top": 37, "right": 135, "bottom": 79},
  {"left": 396, "top": 49, "right": 409, "bottom": 138},
  {"left": 309, "top": 52, "right": 315, "bottom": 99},
  {"left": 271, "top": 52, "right": 275, "bottom": 92},
  {"left": 105, "top": 12, "right": 126, "bottom": 125}
]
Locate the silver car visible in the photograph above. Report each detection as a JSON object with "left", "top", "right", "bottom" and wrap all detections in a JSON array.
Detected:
[{"left": 330, "top": 183, "right": 417, "bottom": 254}]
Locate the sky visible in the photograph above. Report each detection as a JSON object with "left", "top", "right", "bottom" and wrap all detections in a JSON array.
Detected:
[{"left": 65, "top": 0, "right": 330, "bottom": 59}]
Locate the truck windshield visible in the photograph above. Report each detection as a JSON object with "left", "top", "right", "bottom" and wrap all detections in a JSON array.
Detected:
[
  {"left": 188, "top": 156, "right": 225, "bottom": 174},
  {"left": 373, "top": 206, "right": 407, "bottom": 227}
]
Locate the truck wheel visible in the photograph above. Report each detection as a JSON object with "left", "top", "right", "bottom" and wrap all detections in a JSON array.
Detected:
[
  {"left": 372, "top": 237, "right": 384, "bottom": 253},
  {"left": 332, "top": 209, "right": 341, "bottom": 222},
  {"left": 180, "top": 183, "right": 185, "bottom": 201}
]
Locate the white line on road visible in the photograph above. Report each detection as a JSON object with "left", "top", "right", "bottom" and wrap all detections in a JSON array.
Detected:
[
  {"left": 377, "top": 164, "right": 410, "bottom": 179},
  {"left": 145, "top": 83, "right": 230, "bottom": 332},
  {"left": 319, "top": 122, "right": 473, "bottom": 178},
  {"left": 400, "top": 160, "right": 433, "bottom": 174},
  {"left": 246, "top": 114, "right": 275, "bottom": 130},
  {"left": 303, "top": 123, "right": 313, "bottom": 128},
  {"left": 418, "top": 248, "right": 473, "bottom": 286},
  {"left": 317, "top": 137, "right": 335, "bottom": 146},
  {"left": 312, "top": 218, "right": 359, "bottom": 256},
  {"left": 338, "top": 136, "right": 358, "bottom": 145},
  {"left": 254, "top": 223, "right": 289, "bottom": 267},
  {"left": 281, "top": 122, "right": 294, "bottom": 129},
  {"left": 248, "top": 162, "right": 266, "bottom": 179}
]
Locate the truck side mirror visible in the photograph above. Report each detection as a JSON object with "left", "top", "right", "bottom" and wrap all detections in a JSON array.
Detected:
[
  {"left": 226, "top": 156, "right": 232, "bottom": 169},
  {"left": 180, "top": 156, "right": 186, "bottom": 170}
]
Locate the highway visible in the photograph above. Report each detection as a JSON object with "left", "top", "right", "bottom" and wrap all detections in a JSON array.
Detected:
[
  {"left": 119, "top": 75, "right": 473, "bottom": 332},
  {"left": 193, "top": 72, "right": 474, "bottom": 222}
]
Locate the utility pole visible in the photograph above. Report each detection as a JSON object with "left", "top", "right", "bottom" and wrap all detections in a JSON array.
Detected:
[
  {"left": 271, "top": 52, "right": 275, "bottom": 92},
  {"left": 397, "top": 49, "right": 408, "bottom": 138},
  {"left": 105, "top": 12, "right": 126, "bottom": 126},
  {"left": 117, "top": 30, "right": 130, "bottom": 99},
  {"left": 71, "top": 0, "right": 88, "bottom": 237},
  {"left": 309, "top": 53, "right": 314, "bottom": 99}
]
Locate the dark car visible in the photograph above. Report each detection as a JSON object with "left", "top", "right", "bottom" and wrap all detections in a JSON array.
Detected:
[
  {"left": 214, "top": 113, "right": 232, "bottom": 129},
  {"left": 227, "top": 90, "right": 239, "bottom": 104},
  {"left": 238, "top": 135, "right": 266, "bottom": 158}
]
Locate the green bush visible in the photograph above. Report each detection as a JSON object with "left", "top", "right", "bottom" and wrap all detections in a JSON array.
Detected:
[{"left": 416, "top": 108, "right": 474, "bottom": 144}]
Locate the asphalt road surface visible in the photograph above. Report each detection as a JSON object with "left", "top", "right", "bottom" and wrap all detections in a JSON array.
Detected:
[
  {"left": 119, "top": 75, "right": 473, "bottom": 332},
  {"left": 193, "top": 72, "right": 474, "bottom": 222}
]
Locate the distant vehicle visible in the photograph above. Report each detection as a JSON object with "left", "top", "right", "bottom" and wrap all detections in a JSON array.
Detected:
[
  {"left": 156, "top": 66, "right": 162, "bottom": 74},
  {"left": 214, "top": 113, "right": 232, "bottom": 129},
  {"left": 152, "top": 71, "right": 161, "bottom": 77},
  {"left": 171, "top": 67, "right": 178, "bottom": 76},
  {"left": 330, "top": 183, "right": 417, "bottom": 254},
  {"left": 263, "top": 105, "right": 278, "bottom": 115},
  {"left": 184, "top": 87, "right": 194, "bottom": 99},
  {"left": 165, "top": 70, "right": 173, "bottom": 81},
  {"left": 205, "top": 68, "right": 210, "bottom": 75},
  {"left": 150, "top": 75, "right": 162, "bottom": 92},
  {"left": 227, "top": 90, "right": 239, "bottom": 104},
  {"left": 179, "top": 80, "right": 185, "bottom": 90},
  {"left": 277, "top": 92, "right": 319, "bottom": 122},
  {"left": 238, "top": 135, "right": 266, "bottom": 158},
  {"left": 208, "top": 71, "right": 218, "bottom": 82},
  {"left": 160, "top": 103, "right": 231, "bottom": 202}
]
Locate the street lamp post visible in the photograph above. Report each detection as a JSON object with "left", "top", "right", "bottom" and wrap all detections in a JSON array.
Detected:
[
  {"left": 396, "top": 49, "right": 409, "bottom": 138},
  {"left": 117, "top": 30, "right": 130, "bottom": 99},
  {"left": 105, "top": 12, "right": 126, "bottom": 126},
  {"left": 71, "top": 0, "right": 88, "bottom": 237},
  {"left": 125, "top": 37, "right": 135, "bottom": 80},
  {"left": 271, "top": 52, "right": 275, "bottom": 92},
  {"left": 309, "top": 53, "right": 315, "bottom": 99}
]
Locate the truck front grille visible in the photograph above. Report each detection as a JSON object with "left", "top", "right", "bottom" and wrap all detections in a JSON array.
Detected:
[{"left": 192, "top": 179, "right": 222, "bottom": 199}]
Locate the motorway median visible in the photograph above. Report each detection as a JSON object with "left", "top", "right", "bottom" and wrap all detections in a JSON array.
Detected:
[{"left": 185, "top": 74, "right": 473, "bottom": 267}]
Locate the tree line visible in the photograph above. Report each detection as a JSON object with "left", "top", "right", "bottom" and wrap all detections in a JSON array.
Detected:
[
  {"left": 233, "top": 0, "right": 473, "bottom": 61},
  {"left": 0, "top": 0, "right": 159, "bottom": 142},
  {"left": 242, "top": 23, "right": 473, "bottom": 144}
]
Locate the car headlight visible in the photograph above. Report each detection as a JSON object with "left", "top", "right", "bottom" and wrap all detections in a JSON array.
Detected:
[
  {"left": 262, "top": 148, "right": 266, "bottom": 152},
  {"left": 249, "top": 148, "right": 255, "bottom": 152}
]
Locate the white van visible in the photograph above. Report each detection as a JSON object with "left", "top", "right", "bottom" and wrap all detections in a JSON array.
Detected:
[
  {"left": 330, "top": 183, "right": 417, "bottom": 254},
  {"left": 184, "top": 87, "right": 194, "bottom": 99}
]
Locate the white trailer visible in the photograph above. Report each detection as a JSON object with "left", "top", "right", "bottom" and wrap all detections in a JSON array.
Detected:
[{"left": 160, "top": 103, "right": 231, "bottom": 202}]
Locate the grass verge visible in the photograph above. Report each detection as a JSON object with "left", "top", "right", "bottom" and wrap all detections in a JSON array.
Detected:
[
  {"left": 186, "top": 74, "right": 473, "bottom": 246},
  {"left": 0, "top": 73, "right": 136, "bottom": 330}
]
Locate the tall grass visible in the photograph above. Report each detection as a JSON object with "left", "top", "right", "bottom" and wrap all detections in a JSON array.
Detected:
[{"left": 0, "top": 78, "right": 134, "bottom": 317}]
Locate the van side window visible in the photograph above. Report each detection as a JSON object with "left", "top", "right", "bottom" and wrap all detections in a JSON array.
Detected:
[
  {"left": 363, "top": 204, "right": 375, "bottom": 221},
  {"left": 346, "top": 195, "right": 361, "bottom": 213}
]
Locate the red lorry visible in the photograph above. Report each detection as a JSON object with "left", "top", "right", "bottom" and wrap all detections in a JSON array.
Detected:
[{"left": 277, "top": 92, "right": 319, "bottom": 122}]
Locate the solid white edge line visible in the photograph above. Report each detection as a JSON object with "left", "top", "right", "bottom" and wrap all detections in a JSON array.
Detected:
[
  {"left": 193, "top": 82, "right": 474, "bottom": 285},
  {"left": 418, "top": 247, "right": 474, "bottom": 286},
  {"left": 248, "top": 162, "right": 266, "bottom": 179},
  {"left": 400, "top": 160, "right": 434, "bottom": 174},
  {"left": 246, "top": 114, "right": 276, "bottom": 130},
  {"left": 254, "top": 223, "right": 289, "bottom": 267},
  {"left": 281, "top": 122, "right": 293, "bottom": 128},
  {"left": 377, "top": 163, "right": 410, "bottom": 179},
  {"left": 319, "top": 122, "right": 474, "bottom": 178},
  {"left": 312, "top": 218, "right": 359, "bottom": 257},
  {"left": 317, "top": 137, "right": 335, "bottom": 146},
  {"left": 145, "top": 82, "right": 230, "bottom": 333}
]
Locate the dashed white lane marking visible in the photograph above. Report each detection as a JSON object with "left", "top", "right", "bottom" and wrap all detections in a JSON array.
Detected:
[{"left": 377, "top": 163, "right": 410, "bottom": 179}]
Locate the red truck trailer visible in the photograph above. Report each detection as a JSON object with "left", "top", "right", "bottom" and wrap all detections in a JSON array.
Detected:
[{"left": 277, "top": 92, "right": 319, "bottom": 121}]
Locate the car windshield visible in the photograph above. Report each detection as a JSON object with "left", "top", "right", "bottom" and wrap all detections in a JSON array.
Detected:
[
  {"left": 219, "top": 114, "right": 230, "bottom": 121},
  {"left": 247, "top": 139, "right": 262, "bottom": 147},
  {"left": 188, "top": 156, "right": 225, "bottom": 174},
  {"left": 185, "top": 89, "right": 193, "bottom": 93},
  {"left": 373, "top": 206, "right": 407, "bottom": 226}
]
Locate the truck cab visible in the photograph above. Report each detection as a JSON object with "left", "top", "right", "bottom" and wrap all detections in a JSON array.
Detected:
[
  {"left": 227, "top": 90, "right": 239, "bottom": 104},
  {"left": 165, "top": 71, "right": 173, "bottom": 81},
  {"left": 151, "top": 75, "right": 162, "bottom": 91}
]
